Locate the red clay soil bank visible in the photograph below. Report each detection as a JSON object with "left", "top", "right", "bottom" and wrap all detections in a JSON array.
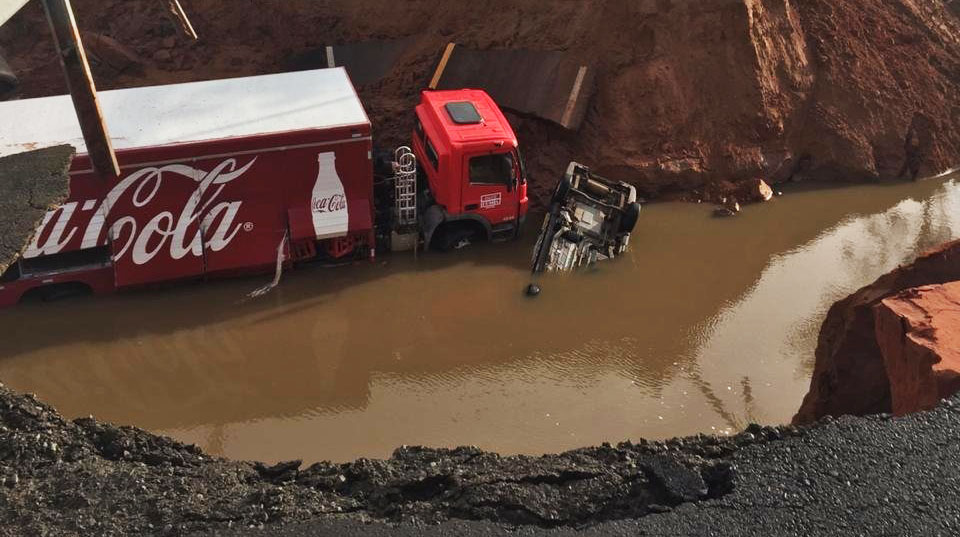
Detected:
[
  {"left": 2, "top": 0, "right": 960, "bottom": 204},
  {"left": 795, "top": 240, "right": 960, "bottom": 424},
  {"left": 874, "top": 282, "right": 960, "bottom": 416}
]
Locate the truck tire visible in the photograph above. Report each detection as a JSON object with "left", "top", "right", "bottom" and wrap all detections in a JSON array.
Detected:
[
  {"left": 531, "top": 207, "right": 559, "bottom": 273},
  {"left": 433, "top": 225, "right": 475, "bottom": 252},
  {"left": 41, "top": 282, "right": 93, "bottom": 302},
  {"left": 619, "top": 202, "right": 641, "bottom": 234},
  {"left": 20, "top": 282, "right": 92, "bottom": 304}
]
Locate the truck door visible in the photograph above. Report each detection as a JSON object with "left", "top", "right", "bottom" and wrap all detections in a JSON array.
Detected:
[
  {"left": 109, "top": 167, "right": 207, "bottom": 287},
  {"left": 460, "top": 151, "right": 519, "bottom": 226},
  {"left": 202, "top": 199, "right": 287, "bottom": 274}
]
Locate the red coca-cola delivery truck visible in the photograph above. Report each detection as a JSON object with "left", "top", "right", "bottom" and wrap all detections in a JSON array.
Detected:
[{"left": 0, "top": 67, "right": 529, "bottom": 306}]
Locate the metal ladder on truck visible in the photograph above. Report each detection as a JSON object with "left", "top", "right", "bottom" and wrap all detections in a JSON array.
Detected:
[{"left": 393, "top": 146, "right": 418, "bottom": 228}]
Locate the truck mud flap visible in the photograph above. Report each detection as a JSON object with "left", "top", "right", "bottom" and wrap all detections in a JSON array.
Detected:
[{"left": 421, "top": 205, "right": 446, "bottom": 249}]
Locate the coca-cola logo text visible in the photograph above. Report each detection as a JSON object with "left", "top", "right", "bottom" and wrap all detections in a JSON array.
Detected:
[
  {"left": 25, "top": 158, "right": 257, "bottom": 266},
  {"left": 312, "top": 193, "right": 347, "bottom": 213}
]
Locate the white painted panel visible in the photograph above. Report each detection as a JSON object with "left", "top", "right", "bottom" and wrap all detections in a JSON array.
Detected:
[{"left": 310, "top": 152, "right": 349, "bottom": 239}]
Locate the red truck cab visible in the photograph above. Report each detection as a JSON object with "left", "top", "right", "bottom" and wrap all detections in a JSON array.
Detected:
[{"left": 410, "top": 89, "right": 529, "bottom": 250}]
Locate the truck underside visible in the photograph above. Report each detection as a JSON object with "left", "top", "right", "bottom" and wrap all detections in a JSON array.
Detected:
[{"left": 532, "top": 162, "right": 640, "bottom": 273}]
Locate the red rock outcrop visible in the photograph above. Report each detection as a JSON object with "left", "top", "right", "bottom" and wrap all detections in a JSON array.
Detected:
[
  {"left": 874, "top": 283, "right": 960, "bottom": 416},
  {"left": 1, "top": 0, "right": 959, "bottom": 206},
  {"left": 795, "top": 240, "right": 960, "bottom": 424}
]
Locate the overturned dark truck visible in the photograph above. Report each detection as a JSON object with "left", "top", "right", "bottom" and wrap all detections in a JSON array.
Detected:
[{"left": 531, "top": 162, "right": 640, "bottom": 273}]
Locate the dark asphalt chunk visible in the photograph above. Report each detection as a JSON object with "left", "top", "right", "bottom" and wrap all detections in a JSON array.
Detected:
[
  {"left": 641, "top": 456, "right": 709, "bottom": 503},
  {"left": 4, "top": 377, "right": 960, "bottom": 535},
  {"left": 233, "top": 399, "right": 960, "bottom": 537},
  {"left": 0, "top": 145, "right": 74, "bottom": 275}
]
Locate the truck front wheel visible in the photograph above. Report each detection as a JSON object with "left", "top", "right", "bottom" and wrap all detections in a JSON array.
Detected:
[
  {"left": 20, "top": 282, "right": 93, "bottom": 304},
  {"left": 619, "top": 202, "right": 641, "bottom": 234},
  {"left": 433, "top": 225, "right": 476, "bottom": 252}
]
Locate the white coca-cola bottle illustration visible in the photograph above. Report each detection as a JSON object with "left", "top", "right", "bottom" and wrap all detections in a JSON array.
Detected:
[{"left": 311, "top": 152, "right": 349, "bottom": 239}]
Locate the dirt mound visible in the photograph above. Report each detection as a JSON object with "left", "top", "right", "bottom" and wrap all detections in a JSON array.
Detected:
[
  {"left": 795, "top": 239, "right": 960, "bottom": 424},
  {"left": 1, "top": 0, "right": 959, "bottom": 205},
  {"left": 0, "top": 0, "right": 960, "bottom": 206}
]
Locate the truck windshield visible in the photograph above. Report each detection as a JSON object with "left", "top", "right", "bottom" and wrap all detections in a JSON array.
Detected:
[{"left": 469, "top": 152, "right": 515, "bottom": 186}]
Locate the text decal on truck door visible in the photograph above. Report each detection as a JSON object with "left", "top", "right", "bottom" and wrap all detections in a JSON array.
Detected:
[{"left": 480, "top": 192, "right": 502, "bottom": 209}]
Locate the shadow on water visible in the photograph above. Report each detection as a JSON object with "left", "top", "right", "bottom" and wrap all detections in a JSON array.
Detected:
[{"left": 0, "top": 174, "right": 957, "bottom": 462}]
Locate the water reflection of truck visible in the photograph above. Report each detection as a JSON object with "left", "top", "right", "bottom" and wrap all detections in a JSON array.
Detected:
[{"left": 0, "top": 68, "right": 529, "bottom": 306}]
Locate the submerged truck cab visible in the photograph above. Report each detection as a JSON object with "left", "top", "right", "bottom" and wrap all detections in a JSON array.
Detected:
[{"left": 410, "top": 89, "right": 529, "bottom": 250}]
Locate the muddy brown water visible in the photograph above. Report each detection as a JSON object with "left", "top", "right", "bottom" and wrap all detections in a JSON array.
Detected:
[{"left": 1, "top": 174, "right": 958, "bottom": 463}]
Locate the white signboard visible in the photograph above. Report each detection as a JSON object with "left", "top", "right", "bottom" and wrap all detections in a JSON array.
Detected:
[{"left": 480, "top": 192, "right": 502, "bottom": 209}]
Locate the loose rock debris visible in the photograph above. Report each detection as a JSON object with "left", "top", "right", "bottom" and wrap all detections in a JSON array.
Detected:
[{"left": 0, "top": 383, "right": 816, "bottom": 535}]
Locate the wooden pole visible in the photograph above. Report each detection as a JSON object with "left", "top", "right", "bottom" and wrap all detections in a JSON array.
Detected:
[
  {"left": 42, "top": 0, "right": 120, "bottom": 178},
  {"left": 165, "top": 0, "right": 198, "bottom": 40}
]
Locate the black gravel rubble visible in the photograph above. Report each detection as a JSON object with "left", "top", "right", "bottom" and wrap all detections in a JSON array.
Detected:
[
  {"left": 2, "top": 381, "right": 959, "bottom": 536},
  {"left": 0, "top": 382, "right": 785, "bottom": 536}
]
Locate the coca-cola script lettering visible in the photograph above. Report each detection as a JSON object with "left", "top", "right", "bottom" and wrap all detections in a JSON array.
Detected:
[
  {"left": 24, "top": 158, "right": 257, "bottom": 266},
  {"left": 312, "top": 194, "right": 347, "bottom": 213}
]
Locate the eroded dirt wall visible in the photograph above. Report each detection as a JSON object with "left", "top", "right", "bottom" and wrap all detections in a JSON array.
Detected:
[{"left": 1, "top": 0, "right": 958, "bottom": 204}]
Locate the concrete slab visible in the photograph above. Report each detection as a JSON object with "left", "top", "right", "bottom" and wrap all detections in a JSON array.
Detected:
[
  {"left": 0, "top": 145, "right": 73, "bottom": 275},
  {"left": 430, "top": 44, "right": 594, "bottom": 130}
]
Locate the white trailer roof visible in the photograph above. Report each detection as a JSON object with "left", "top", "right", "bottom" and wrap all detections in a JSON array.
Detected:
[{"left": 0, "top": 67, "right": 370, "bottom": 158}]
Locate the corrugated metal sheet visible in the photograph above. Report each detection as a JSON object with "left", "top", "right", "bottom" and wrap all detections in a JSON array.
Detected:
[{"left": 432, "top": 45, "right": 594, "bottom": 131}]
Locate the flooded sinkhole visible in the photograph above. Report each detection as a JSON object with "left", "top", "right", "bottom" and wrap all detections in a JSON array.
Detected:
[{"left": 0, "top": 175, "right": 958, "bottom": 464}]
